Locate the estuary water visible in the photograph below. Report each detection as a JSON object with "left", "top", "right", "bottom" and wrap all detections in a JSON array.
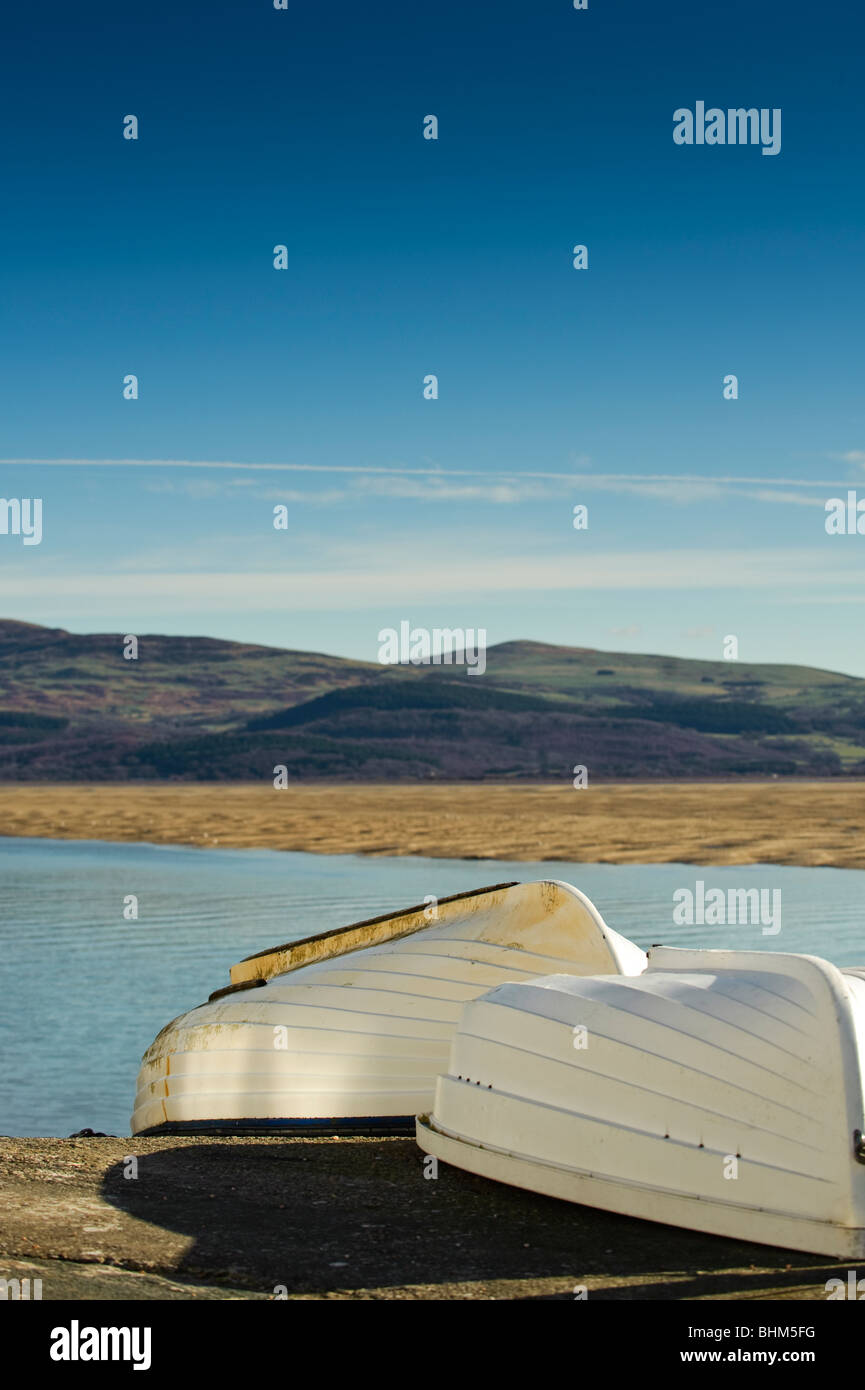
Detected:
[{"left": 1, "top": 835, "right": 863, "bottom": 1137}]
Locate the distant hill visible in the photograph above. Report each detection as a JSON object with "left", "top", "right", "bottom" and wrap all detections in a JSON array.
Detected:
[{"left": 1, "top": 618, "right": 864, "bottom": 781}]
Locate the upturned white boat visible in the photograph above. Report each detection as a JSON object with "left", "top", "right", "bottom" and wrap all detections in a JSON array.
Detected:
[
  {"left": 418, "top": 946, "right": 865, "bottom": 1257},
  {"left": 131, "top": 880, "right": 646, "bottom": 1136}
]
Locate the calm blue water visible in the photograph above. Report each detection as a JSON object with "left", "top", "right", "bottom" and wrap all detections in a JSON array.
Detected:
[{"left": 1, "top": 835, "right": 864, "bottom": 1137}]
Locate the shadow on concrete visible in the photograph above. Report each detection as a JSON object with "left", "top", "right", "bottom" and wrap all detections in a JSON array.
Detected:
[{"left": 100, "top": 1138, "right": 851, "bottom": 1299}]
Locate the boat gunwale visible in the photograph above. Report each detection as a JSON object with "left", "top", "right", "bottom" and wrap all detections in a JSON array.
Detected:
[
  {"left": 415, "top": 1114, "right": 865, "bottom": 1258},
  {"left": 229, "top": 881, "right": 520, "bottom": 983}
]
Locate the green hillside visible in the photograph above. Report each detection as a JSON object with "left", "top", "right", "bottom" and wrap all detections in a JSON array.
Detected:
[{"left": 1, "top": 619, "right": 863, "bottom": 781}]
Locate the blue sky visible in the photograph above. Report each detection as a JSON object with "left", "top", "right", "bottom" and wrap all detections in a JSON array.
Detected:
[{"left": 1, "top": 0, "right": 864, "bottom": 673}]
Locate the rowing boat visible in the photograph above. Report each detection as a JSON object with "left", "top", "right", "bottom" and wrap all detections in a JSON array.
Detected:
[
  {"left": 131, "top": 878, "right": 646, "bottom": 1136},
  {"left": 418, "top": 946, "right": 865, "bottom": 1256}
]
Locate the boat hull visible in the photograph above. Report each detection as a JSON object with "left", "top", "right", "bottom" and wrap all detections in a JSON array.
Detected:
[
  {"left": 132, "top": 879, "right": 646, "bottom": 1136},
  {"left": 418, "top": 947, "right": 865, "bottom": 1257}
]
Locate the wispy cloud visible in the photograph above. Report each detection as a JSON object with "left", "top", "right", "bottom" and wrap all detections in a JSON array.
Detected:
[
  {"left": 352, "top": 477, "right": 562, "bottom": 503},
  {"left": 257, "top": 488, "right": 354, "bottom": 504},
  {"left": 3, "top": 547, "right": 863, "bottom": 617},
  {"left": 2, "top": 457, "right": 855, "bottom": 512},
  {"left": 145, "top": 477, "right": 260, "bottom": 499},
  {"left": 141, "top": 474, "right": 565, "bottom": 505},
  {"left": 734, "top": 489, "right": 827, "bottom": 508},
  {"left": 0, "top": 457, "right": 857, "bottom": 492}
]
